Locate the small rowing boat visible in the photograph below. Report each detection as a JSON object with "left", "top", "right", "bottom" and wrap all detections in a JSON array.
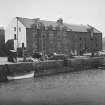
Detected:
[{"left": 7, "top": 72, "right": 34, "bottom": 80}]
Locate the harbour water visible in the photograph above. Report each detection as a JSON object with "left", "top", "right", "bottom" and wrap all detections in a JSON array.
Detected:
[{"left": 0, "top": 68, "right": 105, "bottom": 105}]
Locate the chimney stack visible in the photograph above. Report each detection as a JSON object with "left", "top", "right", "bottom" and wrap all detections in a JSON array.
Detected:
[{"left": 57, "top": 18, "right": 63, "bottom": 24}]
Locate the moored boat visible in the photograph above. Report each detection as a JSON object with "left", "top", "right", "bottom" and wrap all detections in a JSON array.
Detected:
[{"left": 7, "top": 71, "right": 34, "bottom": 80}]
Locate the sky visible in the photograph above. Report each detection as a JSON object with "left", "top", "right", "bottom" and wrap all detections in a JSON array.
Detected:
[{"left": 0, "top": 0, "right": 105, "bottom": 37}]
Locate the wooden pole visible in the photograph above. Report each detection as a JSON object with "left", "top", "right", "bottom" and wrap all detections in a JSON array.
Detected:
[
  {"left": 90, "top": 28, "right": 94, "bottom": 57},
  {"left": 16, "top": 17, "right": 19, "bottom": 62}
]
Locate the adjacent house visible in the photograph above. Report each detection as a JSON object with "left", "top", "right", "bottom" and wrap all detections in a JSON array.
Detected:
[{"left": 5, "top": 17, "right": 102, "bottom": 56}]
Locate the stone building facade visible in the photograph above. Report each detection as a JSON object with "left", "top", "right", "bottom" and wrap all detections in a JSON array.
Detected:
[{"left": 5, "top": 17, "right": 102, "bottom": 56}]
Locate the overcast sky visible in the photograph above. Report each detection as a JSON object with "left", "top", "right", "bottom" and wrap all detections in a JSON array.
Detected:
[{"left": 0, "top": 0, "right": 105, "bottom": 37}]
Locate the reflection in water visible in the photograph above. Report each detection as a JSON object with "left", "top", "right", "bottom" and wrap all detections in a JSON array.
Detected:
[{"left": 0, "top": 69, "right": 105, "bottom": 105}]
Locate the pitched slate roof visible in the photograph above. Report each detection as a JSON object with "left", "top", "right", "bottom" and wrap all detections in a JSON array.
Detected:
[{"left": 17, "top": 17, "right": 101, "bottom": 33}]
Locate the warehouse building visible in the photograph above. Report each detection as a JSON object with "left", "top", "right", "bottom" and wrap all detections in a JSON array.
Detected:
[{"left": 5, "top": 17, "right": 102, "bottom": 56}]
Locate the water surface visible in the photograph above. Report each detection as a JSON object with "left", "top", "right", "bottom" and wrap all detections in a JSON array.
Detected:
[{"left": 0, "top": 69, "right": 105, "bottom": 105}]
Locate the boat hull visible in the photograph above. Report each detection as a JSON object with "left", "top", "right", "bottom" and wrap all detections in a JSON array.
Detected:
[{"left": 7, "top": 72, "right": 34, "bottom": 80}]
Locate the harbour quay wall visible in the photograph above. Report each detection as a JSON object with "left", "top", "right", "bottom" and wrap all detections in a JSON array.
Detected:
[
  {"left": 0, "top": 57, "right": 104, "bottom": 81},
  {"left": 34, "top": 57, "right": 104, "bottom": 76},
  {"left": 67, "top": 57, "right": 104, "bottom": 70}
]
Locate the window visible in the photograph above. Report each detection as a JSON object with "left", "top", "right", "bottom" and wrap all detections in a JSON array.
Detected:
[
  {"left": 19, "top": 27, "right": 21, "bottom": 32},
  {"left": 14, "top": 34, "right": 16, "bottom": 40},
  {"left": 14, "top": 27, "right": 16, "bottom": 31}
]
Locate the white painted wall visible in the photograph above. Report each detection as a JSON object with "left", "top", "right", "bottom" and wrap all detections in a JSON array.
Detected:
[{"left": 5, "top": 17, "right": 27, "bottom": 50}]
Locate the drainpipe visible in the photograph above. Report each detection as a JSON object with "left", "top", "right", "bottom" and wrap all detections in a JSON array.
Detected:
[{"left": 87, "top": 25, "right": 94, "bottom": 57}]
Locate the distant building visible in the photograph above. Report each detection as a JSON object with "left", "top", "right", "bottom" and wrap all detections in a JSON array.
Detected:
[
  {"left": 0, "top": 27, "right": 5, "bottom": 56},
  {"left": 5, "top": 17, "right": 102, "bottom": 56},
  {"left": 0, "top": 27, "right": 5, "bottom": 47}
]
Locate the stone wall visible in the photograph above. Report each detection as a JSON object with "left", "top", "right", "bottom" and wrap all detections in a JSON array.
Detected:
[
  {"left": 28, "top": 26, "right": 102, "bottom": 56},
  {"left": 0, "top": 57, "right": 104, "bottom": 81}
]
